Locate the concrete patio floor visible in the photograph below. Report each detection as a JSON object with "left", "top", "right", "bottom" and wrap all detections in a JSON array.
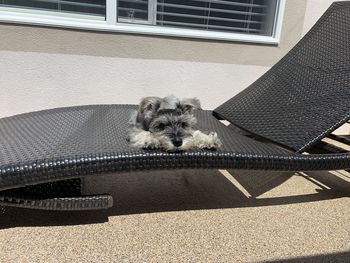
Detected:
[{"left": 0, "top": 169, "right": 349, "bottom": 262}]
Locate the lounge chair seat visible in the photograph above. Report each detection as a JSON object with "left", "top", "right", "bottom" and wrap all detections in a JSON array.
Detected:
[
  {"left": 0, "top": 2, "right": 349, "bottom": 211},
  {"left": 0, "top": 105, "right": 349, "bottom": 210}
]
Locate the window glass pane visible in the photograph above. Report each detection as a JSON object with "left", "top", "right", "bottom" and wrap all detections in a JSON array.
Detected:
[
  {"left": 156, "top": 0, "right": 278, "bottom": 36},
  {"left": 0, "top": 0, "right": 106, "bottom": 18},
  {"left": 118, "top": 0, "right": 149, "bottom": 23}
]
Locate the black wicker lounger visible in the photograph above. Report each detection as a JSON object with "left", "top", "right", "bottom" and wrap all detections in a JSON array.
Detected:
[{"left": 0, "top": 2, "right": 349, "bottom": 211}]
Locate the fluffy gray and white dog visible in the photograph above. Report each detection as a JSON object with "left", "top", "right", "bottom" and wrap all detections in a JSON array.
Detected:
[{"left": 127, "top": 95, "right": 222, "bottom": 152}]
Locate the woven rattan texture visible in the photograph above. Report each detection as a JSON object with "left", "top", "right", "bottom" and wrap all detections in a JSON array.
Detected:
[
  {"left": 0, "top": 104, "right": 289, "bottom": 166},
  {"left": 0, "top": 105, "right": 349, "bottom": 191},
  {"left": 0, "top": 194, "right": 113, "bottom": 210},
  {"left": 0, "top": 178, "right": 113, "bottom": 210},
  {"left": 214, "top": 2, "right": 350, "bottom": 152}
]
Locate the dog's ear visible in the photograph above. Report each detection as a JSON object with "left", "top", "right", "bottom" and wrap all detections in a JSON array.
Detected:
[
  {"left": 179, "top": 98, "right": 201, "bottom": 113},
  {"left": 136, "top": 97, "right": 161, "bottom": 130},
  {"left": 139, "top": 97, "right": 161, "bottom": 115}
]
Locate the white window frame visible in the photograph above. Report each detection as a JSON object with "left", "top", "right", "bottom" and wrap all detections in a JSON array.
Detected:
[{"left": 0, "top": 0, "right": 286, "bottom": 44}]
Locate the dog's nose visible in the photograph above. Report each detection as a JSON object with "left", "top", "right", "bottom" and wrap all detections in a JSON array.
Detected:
[{"left": 172, "top": 138, "right": 183, "bottom": 147}]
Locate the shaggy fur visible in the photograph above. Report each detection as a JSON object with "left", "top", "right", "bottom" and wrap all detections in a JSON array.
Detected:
[{"left": 128, "top": 95, "right": 222, "bottom": 152}]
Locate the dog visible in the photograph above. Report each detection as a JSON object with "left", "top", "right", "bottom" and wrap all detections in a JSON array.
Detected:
[{"left": 127, "top": 95, "right": 222, "bottom": 152}]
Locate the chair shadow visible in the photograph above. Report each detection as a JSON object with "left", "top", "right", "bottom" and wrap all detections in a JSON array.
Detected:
[
  {"left": 0, "top": 169, "right": 349, "bottom": 229},
  {"left": 264, "top": 250, "right": 350, "bottom": 262}
]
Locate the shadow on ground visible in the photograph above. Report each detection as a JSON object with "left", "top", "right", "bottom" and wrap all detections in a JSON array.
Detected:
[
  {"left": 0, "top": 169, "right": 349, "bottom": 229},
  {"left": 264, "top": 250, "right": 350, "bottom": 263}
]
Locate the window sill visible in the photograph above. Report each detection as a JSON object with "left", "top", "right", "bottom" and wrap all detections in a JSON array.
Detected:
[{"left": 0, "top": 5, "right": 284, "bottom": 45}]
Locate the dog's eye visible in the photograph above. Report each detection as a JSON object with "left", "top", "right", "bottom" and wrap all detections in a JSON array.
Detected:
[
  {"left": 156, "top": 123, "right": 166, "bottom": 130},
  {"left": 181, "top": 122, "right": 189, "bottom": 129}
]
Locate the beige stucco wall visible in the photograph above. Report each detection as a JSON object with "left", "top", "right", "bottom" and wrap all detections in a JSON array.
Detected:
[
  {"left": 0, "top": 0, "right": 342, "bottom": 119},
  {"left": 0, "top": 0, "right": 304, "bottom": 118},
  {"left": 302, "top": 0, "right": 348, "bottom": 35}
]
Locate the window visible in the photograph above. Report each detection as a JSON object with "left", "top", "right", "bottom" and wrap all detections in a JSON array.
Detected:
[
  {"left": 118, "top": 0, "right": 278, "bottom": 36},
  {"left": 0, "top": 0, "right": 285, "bottom": 44},
  {"left": 0, "top": 0, "right": 106, "bottom": 19},
  {"left": 118, "top": 0, "right": 149, "bottom": 22}
]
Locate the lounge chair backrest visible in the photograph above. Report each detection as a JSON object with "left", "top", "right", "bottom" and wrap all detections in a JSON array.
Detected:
[{"left": 214, "top": 2, "right": 350, "bottom": 153}]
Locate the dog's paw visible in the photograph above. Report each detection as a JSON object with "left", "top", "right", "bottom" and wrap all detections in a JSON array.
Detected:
[
  {"left": 204, "top": 132, "right": 222, "bottom": 150},
  {"left": 142, "top": 138, "right": 160, "bottom": 150},
  {"left": 192, "top": 130, "right": 222, "bottom": 150},
  {"left": 128, "top": 129, "right": 160, "bottom": 150}
]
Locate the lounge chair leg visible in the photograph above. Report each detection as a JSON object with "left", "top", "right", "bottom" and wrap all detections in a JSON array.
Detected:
[{"left": 0, "top": 179, "right": 113, "bottom": 211}]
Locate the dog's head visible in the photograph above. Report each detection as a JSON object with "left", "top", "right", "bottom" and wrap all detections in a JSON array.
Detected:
[{"left": 136, "top": 95, "right": 201, "bottom": 150}]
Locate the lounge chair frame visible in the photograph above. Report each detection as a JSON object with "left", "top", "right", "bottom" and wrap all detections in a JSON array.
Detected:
[{"left": 0, "top": 2, "right": 349, "bottom": 211}]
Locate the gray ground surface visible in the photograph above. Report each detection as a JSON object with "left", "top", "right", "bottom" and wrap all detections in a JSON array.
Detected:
[{"left": 0, "top": 169, "right": 349, "bottom": 262}]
